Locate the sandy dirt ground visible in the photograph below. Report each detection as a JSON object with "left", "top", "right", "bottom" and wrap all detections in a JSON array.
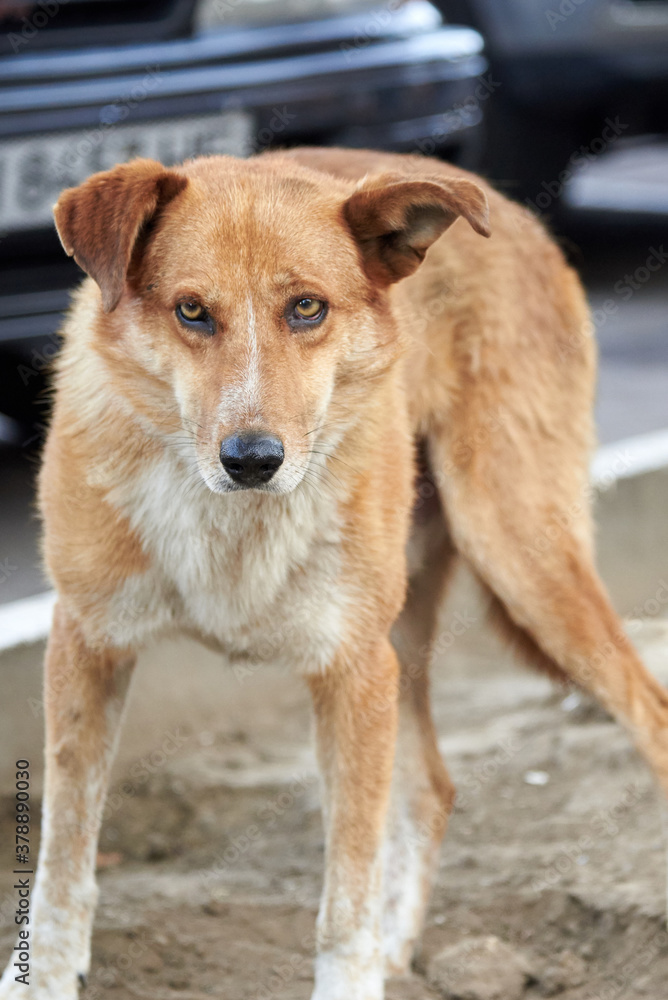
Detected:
[{"left": 1, "top": 600, "right": 668, "bottom": 1000}]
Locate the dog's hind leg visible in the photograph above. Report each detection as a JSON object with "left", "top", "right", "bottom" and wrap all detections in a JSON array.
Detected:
[
  {"left": 0, "top": 603, "right": 135, "bottom": 1000},
  {"left": 383, "top": 505, "right": 457, "bottom": 976},
  {"left": 429, "top": 423, "right": 668, "bottom": 802}
]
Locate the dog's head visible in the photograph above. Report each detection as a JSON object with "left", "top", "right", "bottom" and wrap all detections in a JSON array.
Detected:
[{"left": 54, "top": 154, "right": 489, "bottom": 494}]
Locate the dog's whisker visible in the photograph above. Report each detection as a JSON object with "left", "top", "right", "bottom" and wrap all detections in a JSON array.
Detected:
[
  {"left": 309, "top": 466, "right": 343, "bottom": 491},
  {"left": 308, "top": 449, "right": 356, "bottom": 474}
]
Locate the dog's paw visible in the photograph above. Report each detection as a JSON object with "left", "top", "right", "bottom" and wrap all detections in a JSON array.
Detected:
[
  {"left": 0, "top": 969, "right": 81, "bottom": 1000},
  {"left": 0, "top": 959, "right": 28, "bottom": 999},
  {"left": 0, "top": 950, "right": 83, "bottom": 1000},
  {"left": 311, "top": 952, "right": 385, "bottom": 1000},
  {"left": 0, "top": 982, "right": 26, "bottom": 1000},
  {"left": 0, "top": 973, "right": 81, "bottom": 1000},
  {"left": 0, "top": 978, "right": 23, "bottom": 1000},
  {"left": 0, "top": 886, "right": 95, "bottom": 999}
]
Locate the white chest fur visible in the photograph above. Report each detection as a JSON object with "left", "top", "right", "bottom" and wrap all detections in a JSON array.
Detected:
[{"left": 103, "top": 446, "right": 347, "bottom": 672}]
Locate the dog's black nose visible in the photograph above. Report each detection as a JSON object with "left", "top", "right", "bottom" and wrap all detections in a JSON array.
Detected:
[{"left": 220, "top": 432, "right": 284, "bottom": 486}]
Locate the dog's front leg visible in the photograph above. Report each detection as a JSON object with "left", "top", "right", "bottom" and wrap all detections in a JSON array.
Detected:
[
  {"left": 0, "top": 603, "right": 135, "bottom": 999},
  {"left": 308, "top": 639, "right": 399, "bottom": 1000}
]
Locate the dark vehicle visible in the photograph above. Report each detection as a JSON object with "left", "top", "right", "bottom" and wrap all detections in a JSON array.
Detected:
[
  {"left": 0, "top": 0, "right": 486, "bottom": 439},
  {"left": 438, "top": 0, "right": 668, "bottom": 213}
]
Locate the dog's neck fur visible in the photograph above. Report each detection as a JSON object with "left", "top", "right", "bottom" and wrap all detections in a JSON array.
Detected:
[{"left": 103, "top": 434, "right": 347, "bottom": 670}]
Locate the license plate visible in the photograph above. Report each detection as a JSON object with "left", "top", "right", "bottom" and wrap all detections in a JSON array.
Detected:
[{"left": 0, "top": 111, "right": 254, "bottom": 233}]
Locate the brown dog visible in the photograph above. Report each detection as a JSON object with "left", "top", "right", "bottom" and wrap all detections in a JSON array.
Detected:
[{"left": 1, "top": 147, "right": 667, "bottom": 1000}]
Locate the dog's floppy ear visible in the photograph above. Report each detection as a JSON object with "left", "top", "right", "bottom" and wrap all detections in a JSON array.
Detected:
[
  {"left": 342, "top": 172, "right": 490, "bottom": 286},
  {"left": 54, "top": 158, "right": 188, "bottom": 312}
]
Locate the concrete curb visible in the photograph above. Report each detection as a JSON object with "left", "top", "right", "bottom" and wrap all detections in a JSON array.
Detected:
[{"left": 592, "top": 428, "right": 668, "bottom": 485}]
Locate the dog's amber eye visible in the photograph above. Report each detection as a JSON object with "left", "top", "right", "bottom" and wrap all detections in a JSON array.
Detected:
[
  {"left": 295, "top": 298, "right": 323, "bottom": 318},
  {"left": 179, "top": 301, "right": 204, "bottom": 321},
  {"left": 293, "top": 298, "right": 326, "bottom": 321},
  {"left": 176, "top": 301, "right": 214, "bottom": 334}
]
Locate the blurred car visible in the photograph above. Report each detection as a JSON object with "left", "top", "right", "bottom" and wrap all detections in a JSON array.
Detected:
[
  {"left": 436, "top": 0, "right": 668, "bottom": 207},
  {"left": 0, "top": 0, "right": 486, "bottom": 440}
]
